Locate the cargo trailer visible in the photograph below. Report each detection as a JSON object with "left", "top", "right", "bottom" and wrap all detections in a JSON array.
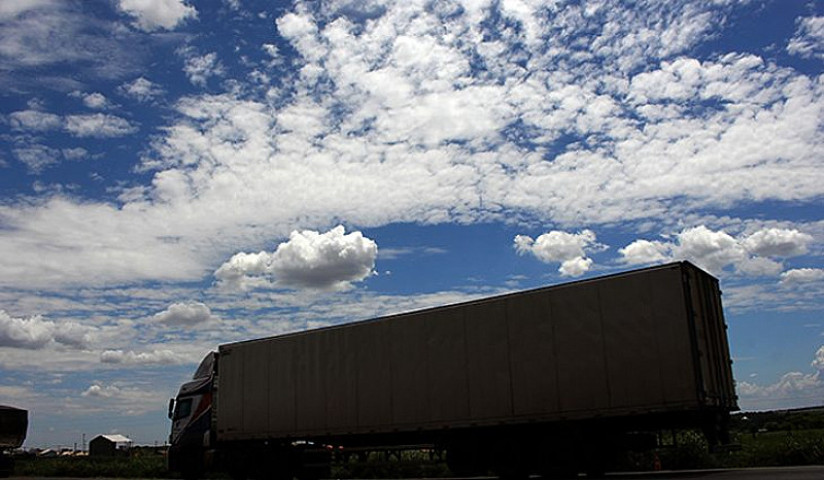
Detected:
[{"left": 168, "top": 261, "right": 737, "bottom": 478}]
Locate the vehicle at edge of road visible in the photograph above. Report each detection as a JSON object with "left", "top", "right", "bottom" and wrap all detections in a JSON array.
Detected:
[
  {"left": 167, "top": 261, "right": 738, "bottom": 479},
  {"left": 0, "top": 406, "right": 28, "bottom": 478}
]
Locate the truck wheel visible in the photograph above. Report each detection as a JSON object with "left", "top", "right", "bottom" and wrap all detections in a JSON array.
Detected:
[
  {"left": 490, "top": 440, "right": 528, "bottom": 480},
  {"left": 0, "top": 453, "right": 13, "bottom": 478},
  {"left": 446, "top": 445, "right": 487, "bottom": 477}
]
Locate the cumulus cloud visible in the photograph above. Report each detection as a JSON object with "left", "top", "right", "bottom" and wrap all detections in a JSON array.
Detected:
[
  {"left": 153, "top": 302, "right": 215, "bottom": 327},
  {"left": 742, "top": 228, "right": 813, "bottom": 257},
  {"left": 73, "top": 91, "right": 110, "bottom": 109},
  {"left": 100, "top": 349, "right": 188, "bottom": 365},
  {"left": 0, "top": 310, "right": 92, "bottom": 349},
  {"left": 65, "top": 113, "right": 138, "bottom": 137},
  {"left": 619, "top": 226, "right": 812, "bottom": 276},
  {"left": 118, "top": 77, "right": 164, "bottom": 102},
  {"left": 215, "top": 226, "right": 378, "bottom": 291},
  {"left": 514, "top": 229, "right": 601, "bottom": 277},
  {"left": 618, "top": 240, "right": 670, "bottom": 265},
  {"left": 118, "top": 0, "right": 197, "bottom": 32}
]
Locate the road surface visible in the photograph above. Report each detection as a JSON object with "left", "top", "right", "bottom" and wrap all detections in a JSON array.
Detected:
[{"left": 7, "top": 465, "right": 824, "bottom": 479}]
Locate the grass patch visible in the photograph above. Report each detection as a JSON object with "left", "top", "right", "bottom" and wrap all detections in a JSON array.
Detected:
[{"left": 14, "top": 455, "right": 171, "bottom": 478}]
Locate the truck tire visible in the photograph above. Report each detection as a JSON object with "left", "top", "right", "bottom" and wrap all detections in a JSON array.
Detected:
[
  {"left": 446, "top": 444, "right": 488, "bottom": 477},
  {"left": 0, "top": 453, "right": 13, "bottom": 478},
  {"left": 490, "top": 438, "right": 529, "bottom": 480}
]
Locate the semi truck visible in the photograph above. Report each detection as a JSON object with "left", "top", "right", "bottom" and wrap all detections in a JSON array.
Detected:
[
  {"left": 168, "top": 261, "right": 738, "bottom": 479},
  {"left": 0, "top": 406, "right": 27, "bottom": 477}
]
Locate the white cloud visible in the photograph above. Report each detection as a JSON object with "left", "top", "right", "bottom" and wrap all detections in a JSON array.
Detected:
[
  {"left": 780, "top": 268, "right": 824, "bottom": 285},
  {"left": 0, "top": 0, "right": 59, "bottom": 21},
  {"left": 514, "top": 229, "right": 601, "bottom": 277},
  {"left": 80, "top": 382, "right": 165, "bottom": 415},
  {"left": 118, "top": 77, "right": 164, "bottom": 102},
  {"left": 0, "top": 2, "right": 822, "bottom": 292},
  {"left": 13, "top": 144, "right": 61, "bottom": 173},
  {"left": 181, "top": 51, "right": 224, "bottom": 87},
  {"left": 742, "top": 228, "right": 813, "bottom": 257},
  {"left": 0, "top": 3, "right": 146, "bottom": 90},
  {"left": 8, "top": 110, "right": 62, "bottom": 131},
  {"left": 813, "top": 346, "right": 824, "bottom": 371},
  {"left": 0, "top": 310, "right": 93, "bottom": 349},
  {"left": 100, "top": 349, "right": 188, "bottom": 365},
  {"left": 62, "top": 147, "right": 89, "bottom": 160},
  {"left": 620, "top": 226, "right": 812, "bottom": 277},
  {"left": 65, "top": 113, "right": 138, "bottom": 137},
  {"left": 79, "top": 92, "right": 109, "bottom": 109},
  {"left": 618, "top": 239, "right": 670, "bottom": 265},
  {"left": 118, "top": 0, "right": 197, "bottom": 32},
  {"left": 153, "top": 302, "right": 215, "bottom": 327},
  {"left": 215, "top": 225, "right": 378, "bottom": 291},
  {"left": 787, "top": 16, "right": 824, "bottom": 60},
  {"left": 737, "top": 345, "right": 824, "bottom": 410}
]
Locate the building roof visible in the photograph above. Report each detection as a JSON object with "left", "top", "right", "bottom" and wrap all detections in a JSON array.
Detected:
[{"left": 94, "top": 434, "right": 132, "bottom": 443}]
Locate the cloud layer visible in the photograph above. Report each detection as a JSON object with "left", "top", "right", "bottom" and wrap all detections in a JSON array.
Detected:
[{"left": 0, "top": 1, "right": 820, "bottom": 290}]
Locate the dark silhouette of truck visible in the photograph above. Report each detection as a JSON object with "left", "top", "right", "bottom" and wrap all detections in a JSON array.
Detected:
[
  {"left": 0, "top": 406, "right": 27, "bottom": 477},
  {"left": 168, "top": 261, "right": 737, "bottom": 479}
]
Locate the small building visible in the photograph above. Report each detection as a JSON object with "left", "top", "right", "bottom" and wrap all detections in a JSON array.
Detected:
[{"left": 88, "top": 434, "right": 132, "bottom": 457}]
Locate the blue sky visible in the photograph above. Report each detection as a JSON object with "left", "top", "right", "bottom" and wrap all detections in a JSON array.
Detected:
[{"left": 0, "top": 0, "right": 822, "bottom": 448}]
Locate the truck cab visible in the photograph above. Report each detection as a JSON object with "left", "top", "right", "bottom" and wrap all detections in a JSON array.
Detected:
[{"left": 168, "top": 352, "right": 217, "bottom": 477}]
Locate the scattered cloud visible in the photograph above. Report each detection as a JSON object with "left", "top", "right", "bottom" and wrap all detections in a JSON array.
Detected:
[
  {"left": 62, "top": 147, "right": 89, "bottom": 161},
  {"left": 737, "top": 345, "right": 824, "bottom": 410},
  {"left": 0, "top": 310, "right": 93, "bottom": 350},
  {"left": 181, "top": 50, "right": 224, "bottom": 87},
  {"left": 378, "top": 246, "right": 447, "bottom": 260},
  {"left": 514, "top": 230, "right": 602, "bottom": 277},
  {"left": 118, "top": 0, "right": 197, "bottom": 32},
  {"left": 81, "top": 382, "right": 164, "bottom": 415},
  {"left": 65, "top": 113, "right": 138, "bottom": 138},
  {"left": 781, "top": 268, "right": 824, "bottom": 285},
  {"left": 619, "top": 225, "right": 812, "bottom": 277},
  {"left": 100, "top": 349, "right": 188, "bottom": 365},
  {"left": 0, "top": 2, "right": 147, "bottom": 90},
  {"left": 71, "top": 91, "right": 110, "bottom": 109},
  {"left": 787, "top": 15, "right": 824, "bottom": 60},
  {"left": 215, "top": 226, "right": 378, "bottom": 291},
  {"left": 118, "top": 77, "right": 164, "bottom": 102},
  {"left": 7, "top": 110, "right": 62, "bottom": 131},
  {"left": 153, "top": 302, "right": 216, "bottom": 327},
  {"left": 13, "top": 144, "right": 61, "bottom": 173}
]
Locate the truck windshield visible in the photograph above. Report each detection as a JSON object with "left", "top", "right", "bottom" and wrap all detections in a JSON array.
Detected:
[{"left": 174, "top": 398, "right": 193, "bottom": 420}]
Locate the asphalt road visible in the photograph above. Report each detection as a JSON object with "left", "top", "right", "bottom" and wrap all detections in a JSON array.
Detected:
[
  {"left": 604, "top": 465, "right": 824, "bottom": 478},
  {"left": 7, "top": 466, "right": 824, "bottom": 480}
]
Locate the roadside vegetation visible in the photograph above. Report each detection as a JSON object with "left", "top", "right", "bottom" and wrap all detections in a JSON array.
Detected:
[{"left": 12, "top": 409, "right": 824, "bottom": 478}]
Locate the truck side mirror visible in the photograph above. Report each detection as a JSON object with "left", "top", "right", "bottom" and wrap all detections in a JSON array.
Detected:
[{"left": 168, "top": 398, "right": 175, "bottom": 420}]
